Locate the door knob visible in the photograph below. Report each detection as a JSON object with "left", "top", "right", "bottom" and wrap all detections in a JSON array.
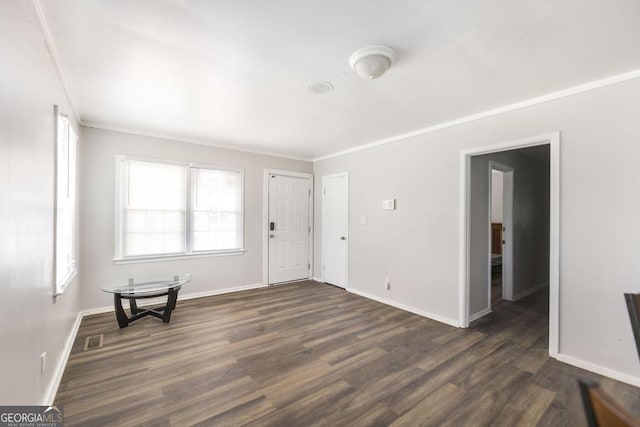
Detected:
[
  {"left": 270, "top": 234, "right": 275, "bottom": 238},
  {"left": 340, "top": 236, "right": 346, "bottom": 240}
]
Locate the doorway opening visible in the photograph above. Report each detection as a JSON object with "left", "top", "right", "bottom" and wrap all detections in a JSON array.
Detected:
[{"left": 459, "top": 133, "right": 559, "bottom": 356}]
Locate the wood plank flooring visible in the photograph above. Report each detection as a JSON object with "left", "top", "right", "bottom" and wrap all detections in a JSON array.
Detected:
[{"left": 55, "top": 281, "right": 640, "bottom": 426}]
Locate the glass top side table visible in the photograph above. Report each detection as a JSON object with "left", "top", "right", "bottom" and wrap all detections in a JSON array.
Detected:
[{"left": 101, "top": 274, "right": 191, "bottom": 328}]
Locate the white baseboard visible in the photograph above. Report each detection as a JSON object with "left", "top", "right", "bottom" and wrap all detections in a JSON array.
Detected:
[
  {"left": 47, "top": 282, "right": 266, "bottom": 405},
  {"left": 469, "top": 307, "right": 492, "bottom": 323},
  {"left": 554, "top": 353, "right": 640, "bottom": 388},
  {"left": 46, "top": 280, "right": 640, "bottom": 403},
  {"left": 176, "top": 283, "right": 266, "bottom": 301},
  {"left": 44, "top": 311, "right": 83, "bottom": 405},
  {"left": 80, "top": 283, "right": 266, "bottom": 316},
  {"left": 347, "top": 287, "right": 460, "bottom": 328},
  {"left": 512, "top": 282, "right": 548, "bottom": 302},
  {"left": 312, "top": 277, "right": 323, "bottom": 283}
]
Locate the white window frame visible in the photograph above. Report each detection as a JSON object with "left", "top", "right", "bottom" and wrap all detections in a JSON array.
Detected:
[
  {"left": 53, "top": 106, "right": 78, "bottom": 296},
  {"left": 114, "top": 155, "right": 245, "bottom": 263}
]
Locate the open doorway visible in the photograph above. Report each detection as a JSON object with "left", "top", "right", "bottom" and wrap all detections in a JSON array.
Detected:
[{"left": 459, "top": 133, "right": 560, "bottom": 356}]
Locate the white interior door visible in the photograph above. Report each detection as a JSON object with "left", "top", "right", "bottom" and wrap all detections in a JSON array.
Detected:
[
  {"left": 268, "top": 174, "right": 310, "bottom": 284},
  {"left": 322, "top": 173, "right": 348, "bottom": 288}
]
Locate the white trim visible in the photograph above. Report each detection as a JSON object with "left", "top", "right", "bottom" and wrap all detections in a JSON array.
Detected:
[
  {"left": 313, "top": 69, "right": 640, "bottom": 162},
  {"left": 102, "top": 280, "right": 301, "bottom": 311},
  {"left": 488, "top": 161, "right": 514, "bottom": 304},
  {"left": 44, "top": 312, "right": 82, "bottom": 405},
  {"left": 45, "top": 282, "right": 266, "bottom": 404},
  {"left": 459, "top": 133, "right": 560, "bottom": 358},
  {"left": 114, "top": 155, "right": 245, "bottom": 260},
  {"left": 321, "top": 172, "right": 349, "bottom": 289},
  {"left": 113, "top": 250, "right": 245, "bottom": 264},
  {"left": 83, "top": 282, "right": 267, "bottom": 316},
  {"left": 53, "top": 108, "right": 78, "bottom": 297},
  {"left": 512, "top": 282, "right": 549, "bottom": 302},
  {"left": 555, "top": 353, "right": 640, "bottom": 389},
  {"left": 55, "top": 270, "right": 77, "bottom": 295},
  {"left": 348, "top": 287, "right": 460, "bottom": 328},
  {"left": 548, "top": 135, "right": 561, "bottom": 357},
  {"left": 468, "top": 307, "right": 492, "bottom": 323},
  {"left": 312, "top": 277, "right": 324, "bottom": 283},
  {"left": 173, "top": 282, "right": 266, "bottom": 301},
  {"left": 85, "top": 122, "right": 312, "bottom": 162},
  {"left": 262, "top": 169, "right": 314, "bottom": 286},
  {"left": 31, "top": 0, "right": 640, "bottom": 166},
  {"left": 458, "top": 151, "right": 470, "bottom": 328},
  {"left": 31, "top": 0, "right": 81, "bottom": 124},
  {"left": 26, "top": 7, "right": 640, "bottom": 166}
]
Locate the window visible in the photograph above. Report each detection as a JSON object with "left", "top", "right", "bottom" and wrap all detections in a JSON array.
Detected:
[
  {"left": 116, "top": 156, "right": 244, "bottom": 261},
  {"left": 55, "top": 109, "right": 78, "bottom": 295}
]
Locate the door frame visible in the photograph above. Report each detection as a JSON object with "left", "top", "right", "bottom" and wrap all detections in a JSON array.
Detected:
[
  {"left": 321, "top": 172, "right": 349, "bottom": 289},
  {"left": 459, "top": 132, "right": 560, "bottom": 357},
  {"left": 488, "top": 161, "right": 514, "bottom": 304},
  {"left": 262, "top": 169, "right": 314, "bottom": 286}
]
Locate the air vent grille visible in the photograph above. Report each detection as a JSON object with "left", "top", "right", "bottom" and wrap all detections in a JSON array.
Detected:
[{"left": 83, "top": 334, "right": 104, "bottom": 351}]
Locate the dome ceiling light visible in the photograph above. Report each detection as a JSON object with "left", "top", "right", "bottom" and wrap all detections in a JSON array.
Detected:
[{"left": 349, "top": 45, "right": 396, "bottom": 80}]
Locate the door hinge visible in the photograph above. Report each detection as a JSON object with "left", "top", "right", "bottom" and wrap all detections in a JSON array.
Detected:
[
  {"left": 323, "top": 265, "right": 325, "bottom": 271},
  {"left": 308, "top": 226, "right": 311, "bottom": 233},
  {"left": 309, "top": 189, "right": 311, "bottom": 196},
  {"left": 323, "top": 189, "right": 326, "bottom": 195},
  {"left": 308, "top": 263, "right": 310, "bottom": 270}
]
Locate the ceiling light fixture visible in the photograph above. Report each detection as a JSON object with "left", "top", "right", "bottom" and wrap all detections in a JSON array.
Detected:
[
  {"left": 349, "top": 45, "right": 396, "bottom": 80},
  {"left": 307, "top": 81, "right": 334, "bottom": 94}
]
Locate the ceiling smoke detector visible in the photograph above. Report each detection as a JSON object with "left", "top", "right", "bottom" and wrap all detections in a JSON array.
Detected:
[
  {"left": 349, "top": 45, "right": 396, "bottom": 80},
  {"left": 307, "top": 81, "right": 334, "bottom": 94}
]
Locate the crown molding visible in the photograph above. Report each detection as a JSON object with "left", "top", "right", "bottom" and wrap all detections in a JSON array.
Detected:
[
  {"left": 82, "top": 121, "right": 313, "bottom": 162},
  {"left": 312, "top": 68, "right": 640, "bottom": 162},
  {"left": 28, "top": 0, "right": 640, "bottom": 164},
  {"left": 31, "top": 0, "right": 82, "bottom": 124}
]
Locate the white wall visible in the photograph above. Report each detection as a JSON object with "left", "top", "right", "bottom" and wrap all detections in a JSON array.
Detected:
[
  {"left": 0, "top": 2, "right": 82, "bottom": 404},
  {"left": 469, "top": 149, "right": 550, "bottom": 316},
  {"left": 79, "top": 127, "right": 311, "bottom": 310},
  {"left": 313, "top": 76, "right": 640, "bottom": 384},
  {"left": 491, "top": 170, "right": 503, "bottom": 223}
]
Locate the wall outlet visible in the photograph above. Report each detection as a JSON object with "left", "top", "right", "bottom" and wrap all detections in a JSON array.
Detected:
[
  {"left": 385, "top": 278, "right": 391, "bottom": 290},
  {"left": 360, "top": 216, "right": 367, "bottom": 225},
  {"left": 40, "top": 352, "right": 46, "bottom": 374}
]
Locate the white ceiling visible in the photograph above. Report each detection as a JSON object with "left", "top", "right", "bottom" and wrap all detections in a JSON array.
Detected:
[{"left": 39, "top": 0, "right": 640, "bottom": 160}]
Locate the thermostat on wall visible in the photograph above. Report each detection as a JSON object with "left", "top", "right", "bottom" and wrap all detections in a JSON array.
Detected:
[{"left": 383, "top": 199, "right": 396, "bottom": 210}]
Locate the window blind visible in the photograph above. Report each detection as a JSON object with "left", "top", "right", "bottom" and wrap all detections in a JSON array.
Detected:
[
  {"left": 191, "top": 167, "right": 243, "bottom": 252},
  {"left": 55, "top": 113, "right": 77, "bottom": 295},
  {"left": 124, "top": 160, "right": 187, "bottom": 256},
  {"left": 116, "top": 157, "right": 243, "bottom": 260}
]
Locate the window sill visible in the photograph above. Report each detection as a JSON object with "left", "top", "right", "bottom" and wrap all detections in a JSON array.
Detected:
[
  {"left": 55, "top": 269, "right": 77, "bottom": 296},
  {"left": 113, "top": 250, "right": 245, "bottom": 265}
]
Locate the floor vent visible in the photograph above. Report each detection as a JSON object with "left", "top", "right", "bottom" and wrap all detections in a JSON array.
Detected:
[{"left": 83, "top": 334, "right": 104, "bottom": 351}]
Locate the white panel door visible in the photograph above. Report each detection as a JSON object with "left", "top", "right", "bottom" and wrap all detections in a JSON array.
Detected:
[
  {"left": 322, "top": 173, "right": 348, "bottom": 288},
  {"left": 268, "top": 174, "right": 310, "bottom": 284}
]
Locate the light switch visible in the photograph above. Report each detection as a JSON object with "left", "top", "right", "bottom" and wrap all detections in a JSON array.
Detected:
[
  {"left": 383, "top": 199, "right": 396, "bottom": 210},
  {"left": 360, "top": 216, "right": 367, "bottom": 225}
]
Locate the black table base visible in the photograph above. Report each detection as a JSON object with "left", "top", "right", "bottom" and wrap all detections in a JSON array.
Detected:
[{"left": 113, "top": 286, "right": 180, "bottom": 328}]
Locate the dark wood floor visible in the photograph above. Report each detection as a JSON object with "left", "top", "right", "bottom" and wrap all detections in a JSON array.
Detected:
[{"left": 56, "top": 281, "right": 640, "bottom": 426}]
